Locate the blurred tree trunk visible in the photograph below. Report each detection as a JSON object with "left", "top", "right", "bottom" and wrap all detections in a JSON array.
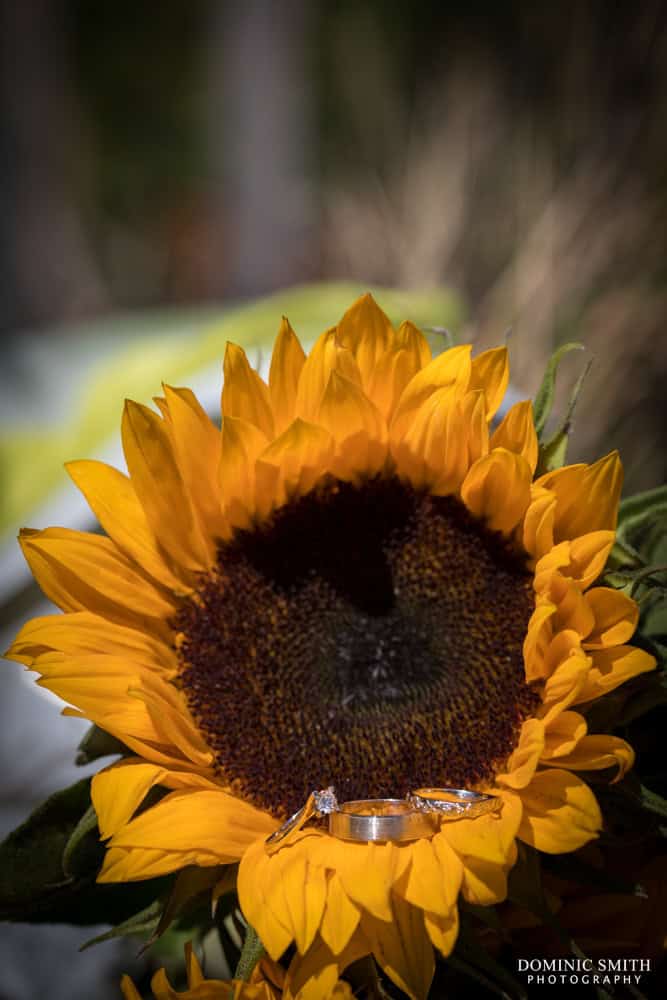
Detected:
[
  {"left": 0, "top": 0, "right": 107, "bottom": 340},
  {"left": 204, "top": 0, "right": 317, "bottom": 298}
]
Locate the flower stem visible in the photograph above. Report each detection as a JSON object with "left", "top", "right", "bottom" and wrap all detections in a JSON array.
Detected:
[{"left": 234, "top": 924, "right": 265, "bottom": 981}]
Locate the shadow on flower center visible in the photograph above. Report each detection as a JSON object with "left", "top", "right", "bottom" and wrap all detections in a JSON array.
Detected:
[{"left": 174, "top": 476, "right": 539, "bottom": 817}]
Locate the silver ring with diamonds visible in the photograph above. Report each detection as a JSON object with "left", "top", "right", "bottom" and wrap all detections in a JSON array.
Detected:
[
  {"left": 408, "top": 787, "right": 501, "bottom": 819},
  {"left": 328, "top": 798, "right": 436, "bottom": 843},
  {"left": 265, "top": 787, "right": 338, "bottom": 853}
]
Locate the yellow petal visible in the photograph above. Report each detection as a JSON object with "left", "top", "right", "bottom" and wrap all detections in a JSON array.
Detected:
[
  {"left": 129, "top": 673, "right": 213, "bottom": 767},
  {"left": 423, "top": 908, "right": 459, "bottom": 958},
  {"left": 237, "top": 838, "right": 295, "bottom": 961},
  {"left": 573, "top": 644, "right": 655, "bottom": 703},
  {"left": 535, "top": 533, "right": 616, "bottom": 592},
  {"left": 391, "top": 344, "right": 472, "bottom": 441},
  {"left": 323, "top": 839, "right": 409, "bottom": 923},
  {"left": 269, "top": 317, "right": 306, "bottom": 434},
  {"left": 284, "top": 933, "right": 369, "bottom": 1000},
  {"left": 541, "top": 711, "right": 587, "bottom": 759},
  {"left": 567, "top": 531, "right": 616, "bottom": 589},
  {"left": 460, "top": 448, "right": 532, "bottom": 534},
  {"left": 279, "top": 851, "right": 327, "bottom": 955},
  {"left": 184, "top": 942, "right": 205, "bottom": 989},
  {"left": 539, "top": 648, "right": 590, "bottom": 726},
  {"left": 257, "top": 419, "right": 334, "bottom": 506},
  {"left": 523, "top": 601, "right": 557, "bottom": 682},
  {"left": 19, "top": 528, "right": 175, "bottom": 629},
  {"left": 336, "top": 292, "right": 395, "bottom": 390},
  {"left": 222, "top": 342, "right": 275, "bottom": 438},
  {"left": 316, "top": 372, "right": 388, "bottom": 479},
  {"left": 496, "top": 718, "right": 545, "bottom": 789},
  {"left": 401, "top": 839, "right": 454, "bottom": 918},
  {"left": 65, "top": 460, "right": 186, "bottom": 590},
  {"left": 394, "top": 389, "right": 488, "bottom": 495},
  {"left": 468, "top": 347, "right": 509, "bottom": 420},
  {"left": 368, "top": 321, "right": 431, "bottom": 422},
  {"left": 94, "top": 760, "right": 218, "bottom": 841},
  {"left": 109, "top": 790, "right": 274, "bottom": 858},
  {"left": 122, "top": 400, "right": 210, "bottom": 571},
  {"left": 162, "top": 385, "right": 225, "bottom": 540},
  {"left": 543, "top": 734, "right": 635, "bottom": 782},
  {"left": 443, "top": 793, "right": 522, "bottom": 906},
  {"left": 319, "top": 874, "right": 361, "bottom": 956},
  {"left": 120, "top": 975, "right": 142, "bottom": 1000},
  {"left": 522, "top": 487, "right": 557, "bottom": 560},
  {"left": 360, "top": 888, "right": 435, "bottom": 1000},
  {"left": 29, "top": 653, "right": 164, "bottom": 745},
  {"left": 5, "top": 611, "right": 176, "bottom": 672},
  {"left": 219, "top": 416, "right": 269, "bottom": 530},
  {"left": 537, "top": 452, "right": 623, "bottom": 542},
  {"left": 391, "top": 387, "right": 453, "bottom": 489},
  {"left": 93, "top": 759, "right": 168, "bottom": 839},
  {"left": 490, "top": 400, "right": 538, "bottom": 473},
  {"left": 295, "top": 328, "right": 361, "bottom": 423},
  {"left": 100, "top": 844, "right": 222, "bottom": 882},
  {"left": 438, "top": 798, "right": 519, "bottom": 868},
  {"left": 547, "top": 572, "right": 595, "bottom": 637},
  {"left": 584, "top": 588, "right": 639, "bottom": 648},
  {"left": 517, "top": 769, "right": 602, "bottom": 853}
]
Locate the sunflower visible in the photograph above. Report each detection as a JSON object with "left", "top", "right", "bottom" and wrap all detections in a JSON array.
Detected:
[
  {"left": 120, "top": 942, "right": 354, "bottom": 999},
  {"left": 7, "top": 294, "right": 655, "bottom": 999}
]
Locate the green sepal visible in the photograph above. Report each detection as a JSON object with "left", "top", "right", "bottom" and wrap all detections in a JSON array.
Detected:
[
  {"left": 62, "top": 803, "right": 99, "bottom": 877},
  {"left": 535, "top": 357, "right": 592, "bottom": 474},
  {"left": 80, "top": 899, "right": 163, "bottom": 951},
  {"left": 76, "top": 724, "right": 127, "bottom": 765},
  {"left": 0, "top": 777, "right": 170, "bottom": 924},
  {"left": 235, "top": 923, "right": 265, "bottom": 981},
  {"left": 532, "top": 342, "right": 585, "bottom": 438}
]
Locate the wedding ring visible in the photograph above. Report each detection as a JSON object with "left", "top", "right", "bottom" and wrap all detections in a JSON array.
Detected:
[
  {"left": 265, "top": 787, "right": 338, "bottom": 853},
  {"left": 408, "top": 787, "right": 501, "bottom": 819},
  {"left": 329, "top": 798, "right": 436, "bottom": 843}
]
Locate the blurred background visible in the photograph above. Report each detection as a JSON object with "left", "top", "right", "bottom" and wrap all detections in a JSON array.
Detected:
[{"left": 1, "top": 1, "right": 666, "bottom": 997}]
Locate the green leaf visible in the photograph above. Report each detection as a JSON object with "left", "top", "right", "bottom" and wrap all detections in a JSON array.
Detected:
[
  {"left": 533, "top": 342, "right": 585, "bottom": 438},
  {"left": 155, "top": 864, "right": 226, "bottom": 940},
  {"left": 540, "top": 852, "right": 644, "bottom": 896},
  {"left": 62, "top": 803, "right": 99, "bottom": 877},
  {"left": 535, "top": 357, "right": 592, "bottom": 474},
  {"left": 80, "top": 900, "right": 163, "bottom": 951},
  {"left": 0, "top": 777, "right": 171, "bottom": 924},
  {"left": 638, "top": 784, "right": 667, "bottom": 820},
  {"left": 618, "top": 485, "right": 667, "bottom": 533},
  {"left": 76, "top": 724, "right": 127, "bottom": 765}
]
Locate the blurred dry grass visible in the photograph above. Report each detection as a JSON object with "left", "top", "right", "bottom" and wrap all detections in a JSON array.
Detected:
[{"left": 321, "top": 3, "right": 667, "bottom": 491}]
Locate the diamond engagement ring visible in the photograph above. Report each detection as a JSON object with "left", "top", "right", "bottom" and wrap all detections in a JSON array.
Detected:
[
  {"left": 328, "top": 798, "right": 436, "bottom": 843},
  {"left": 408, "top": 787, "right": 501, "bottom": 818},
  {"left": 265, "top": 786, "right": 338, "bottom": 853}
]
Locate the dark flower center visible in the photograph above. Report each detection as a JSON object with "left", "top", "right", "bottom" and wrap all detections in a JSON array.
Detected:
[{"left": 174, "top": 476, "right": 538, "bottom": 817}]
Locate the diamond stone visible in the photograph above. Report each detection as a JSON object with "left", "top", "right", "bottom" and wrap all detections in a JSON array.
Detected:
[{"left": 313, "top": 786, "right": 338, "bottom": 814}]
